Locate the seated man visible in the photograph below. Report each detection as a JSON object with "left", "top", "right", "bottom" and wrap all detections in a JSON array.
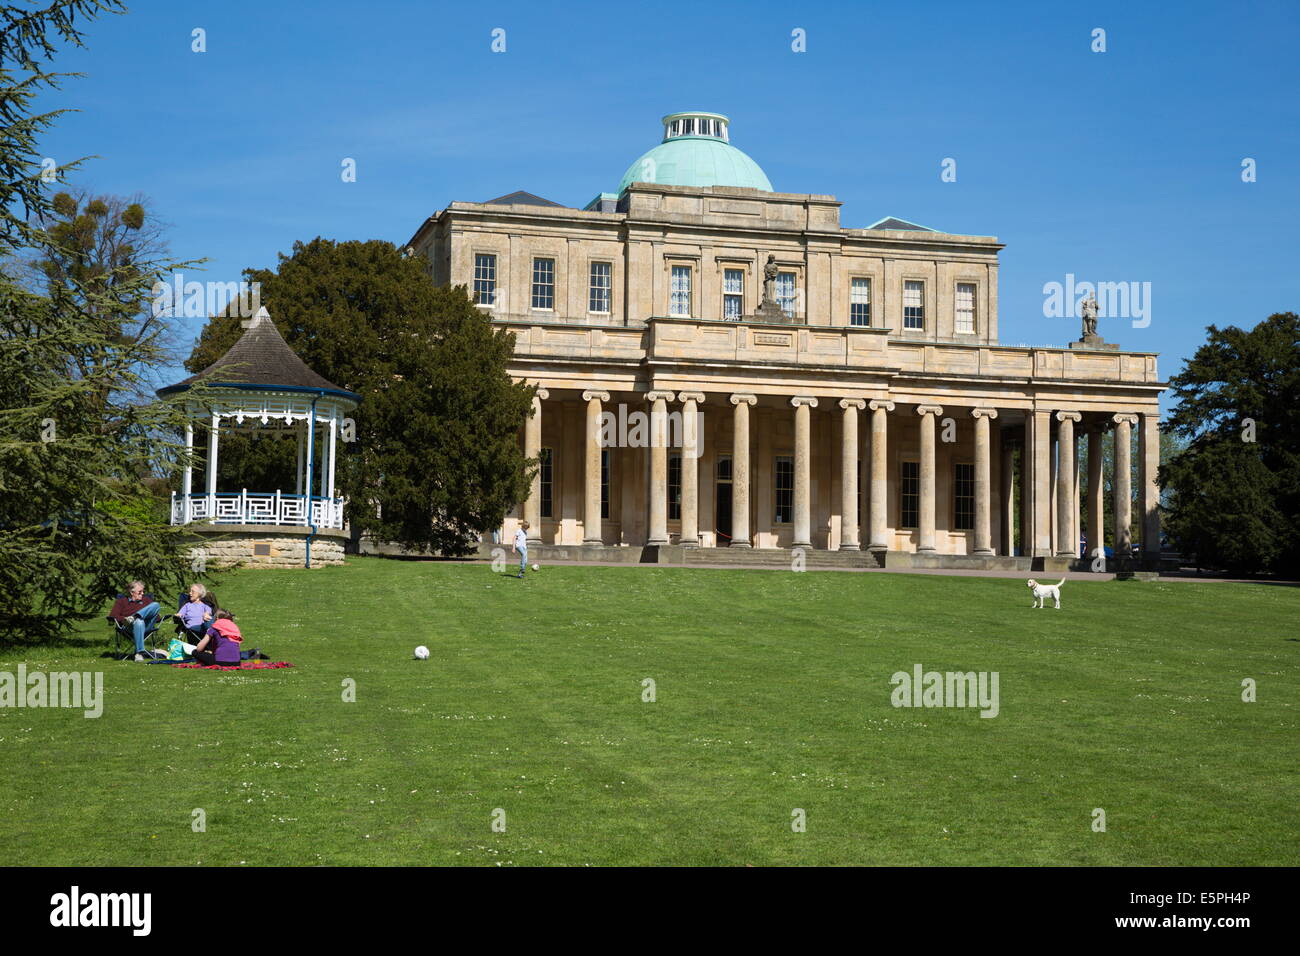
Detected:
[{"left": 108, "top": 580, "right": 161, "bottom": 662}]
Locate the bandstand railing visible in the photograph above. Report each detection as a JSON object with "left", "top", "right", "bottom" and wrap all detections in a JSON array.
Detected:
[{"left": 170, "top": 491, "right": 345, "bottom": 530}]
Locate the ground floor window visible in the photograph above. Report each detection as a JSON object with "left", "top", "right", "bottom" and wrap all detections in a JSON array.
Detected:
[
  {"left": 668, "top": 454, "right": 682, "bottom": 520},
  {"left": 953, "top": 461, "right": 974, "bottom": 531},
  {"left": 900, "top": 460, "right": 919, "bottom": 528},
  {"left": 774, "top": 455, "right": 794, "bottom": 523},
  {"left": 540, "top": 447, "right": 554, "bottom": 518},
  {"left": 601, "top": 448, "right": 610, "bottom": 519}
]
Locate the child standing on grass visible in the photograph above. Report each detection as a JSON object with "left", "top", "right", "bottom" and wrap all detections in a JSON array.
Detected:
[{"left": 513, "top": 521, "right": 529, "bottom": 578}]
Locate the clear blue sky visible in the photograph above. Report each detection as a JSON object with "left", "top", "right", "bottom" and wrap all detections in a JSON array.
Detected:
[{"left": 35, "top": 0, "right": 1300, "bottom": 412}]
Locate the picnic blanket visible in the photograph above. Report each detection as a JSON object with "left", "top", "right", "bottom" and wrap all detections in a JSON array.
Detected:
[{"left": 170, "top": 661, "right": 293, "bottom": 671}]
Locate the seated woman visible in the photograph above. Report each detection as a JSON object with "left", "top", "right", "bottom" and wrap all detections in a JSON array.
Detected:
[
  {"left": 174, "top": 583, "right": 214, "bottom": 641},
  {"left": 191, "top": 610, "right": 243, "bottom": 667},
  {"left": 108, "top": 580, "right": 162, "bottom": 662}
]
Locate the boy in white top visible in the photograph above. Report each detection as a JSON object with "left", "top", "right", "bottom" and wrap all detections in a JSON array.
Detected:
[{"left": 513, "top": 521, "right": 529, "bottom": 578}]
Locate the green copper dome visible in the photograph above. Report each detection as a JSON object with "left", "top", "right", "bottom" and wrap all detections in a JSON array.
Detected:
[{"left": 617, "top": 111, "right": 774, "bottom": 194}]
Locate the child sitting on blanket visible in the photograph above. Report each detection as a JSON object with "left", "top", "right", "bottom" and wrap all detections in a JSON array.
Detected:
[{"left": 191, "top": 610, "right": 243, "bottom": 666}]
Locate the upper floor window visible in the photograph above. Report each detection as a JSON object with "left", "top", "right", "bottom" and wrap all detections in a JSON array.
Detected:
[
  {"left": 670, "top": 265, "right": 692, "bottom": 317},
  {"left": 531, "top": 258, "right": 555, "bottom": 310},
  {"left": 903, "top": 280, "right": 925, "bottom": 330},
  {"left": 776, "top": 272, "right": 797, "bottom": 318},
  {"left": 473, "top": 254, "right": 496, "bottom": 306},
  {"left": 723, "top": 268, "right": 744, "bottom": 320},
  {"left": 850, "top": 277, "right": 871, "bottom": 327},
  {"left": 589, "top": 262, "right": 612, "bottom": 314},
  {"left": 955, "top": 282, "right": 976, "bottom": 334}
]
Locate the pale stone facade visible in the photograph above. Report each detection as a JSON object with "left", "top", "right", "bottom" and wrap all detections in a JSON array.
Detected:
[
  {"left": 407, "top": 115, "right": 1164, "bottom": 566},
  {"left": 186, "top": 528, "right": 347, "bottom": 569}
]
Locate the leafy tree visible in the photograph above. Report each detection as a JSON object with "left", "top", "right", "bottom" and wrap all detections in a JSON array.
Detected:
[
  {"left": 0, "top": 0, "right": 207, "bottom": 644},
  {"left": 185, "top": 238, "right": 535, "bottom": 555},
  {"left": 1159, "top": 313, "right": 1300, "bottom": 575}
]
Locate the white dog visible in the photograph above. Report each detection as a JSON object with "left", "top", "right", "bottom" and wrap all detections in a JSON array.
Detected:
[{"left": 1026, "top": 578, "right": 1066, "bottom": 609}]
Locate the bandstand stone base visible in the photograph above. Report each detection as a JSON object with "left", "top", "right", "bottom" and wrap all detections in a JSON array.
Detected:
[{"left": 182, "top": 524, "right": 348, "bottom": 569}]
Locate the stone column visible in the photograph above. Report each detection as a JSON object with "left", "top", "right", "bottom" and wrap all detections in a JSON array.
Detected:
[
  {"left": 1087, "top": 425, "right": 1104, "bottom": 563},
  {"left": 523, "top": 388, "right": 549, "bottom": 543},
  {"left": 1113, "top": 413, "right": 1137, "bottom": 559},
  {"left": 999, "top": 432, "right": 1015, "bottom": 556},
  {"left": 868, "top": 400, "right": 894, "bottom": 552},
  {"left": 971, "top": 408, "right": 999, "bottom": 555},
  {"left": 207, "top": 411, "right": 220, "bottom": 496},
  {"left": 915, "top": 405, "right": 943, "bottom": 552},
  {"left": 582, "top": 389, "right": 609, "bottom": 545},
  {"left": 1140, "top": 412, "right": 1161, "bottom": 566},
  {"left": 677, "top": 391, "right": 705, "bottom": 546},
  {"left": 646, "top": 390, "right": 675, "bottom": 546},
  {"left": 838, "top": 399, "right": 865, "bottom": 550},
  {"left": 791, "top": 396, "right": 818, "bottom": 549},
  {"left": 182, "top": 421, "right": 194, "bottom": 521},
  {"left": 730, "top": 394, "right": 756, "bottom": 547},
  {"left": 1055, "top": 411, "right": 1081, "bottom": 558},
  {"left": 1031, "top": 411, "right": 1052, "bottom": 557}
]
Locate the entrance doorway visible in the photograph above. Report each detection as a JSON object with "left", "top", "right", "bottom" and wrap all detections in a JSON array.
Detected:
[{"left": 715, "top": 455, "right": 732, "bottom": 545}]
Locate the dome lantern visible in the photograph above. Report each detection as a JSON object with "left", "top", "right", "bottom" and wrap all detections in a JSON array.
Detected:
[{"left": 617, "top": 110, "right": 773, "bottom": 194}]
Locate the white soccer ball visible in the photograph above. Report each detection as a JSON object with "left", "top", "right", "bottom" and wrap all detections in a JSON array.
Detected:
[
  {"left": 532, "top": 563, "right": 540, "bottom": 572},
  {"left": 413, "top": 645, "right": 430, "bottom": 660}
]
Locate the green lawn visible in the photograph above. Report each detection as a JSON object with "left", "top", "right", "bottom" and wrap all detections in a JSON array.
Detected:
[{"left": 2, "top": 558, "right": 1296, "bottom": 866}]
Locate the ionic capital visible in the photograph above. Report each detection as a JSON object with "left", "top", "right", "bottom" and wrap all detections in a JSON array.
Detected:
[
  {"left": 677, "top": 391, "right": 705, "bottom": 405},
  {"left": 1112, "top": 412, "right": 1138, "bottom": 426},
  {"left": 581, "top": 389, "right": 610, "bottom": 403},
  {"left": 838, "top": 398, "right": 867, "bottom": 411},
  {"left": 730, "top": 393, "right": 757, "bottom": 407},
  {"left": 868, "top": 399, "right": 895, "bottom": 412},
  {"left": 916, "top": 404, "right": 944, "bottom": 417},
  {"left": 970, "top": 407, "right": 999, "bottom": 420},
  {"left": 1055, "top": 410, "right": 1082, "bottom": 423},
  {"left": 534, "top": 388, "right": 550, "bottom": 401},
  {"left": 790, "top": 396, "right": 819, "bottom": 408},
  {"left": 645, "top": 390, "right": 676, "bottom": 403}
]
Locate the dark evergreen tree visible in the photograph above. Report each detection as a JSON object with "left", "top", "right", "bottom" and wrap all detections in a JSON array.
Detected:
[
  {"left": 1, "top": 0, "right": 208, "bottom": 644},
  {"left": 185, "top": 238, "right": 534, "bottom": 556},
  {"left": 1160, "top": 312, "right": 1300, "bottom": 575}
]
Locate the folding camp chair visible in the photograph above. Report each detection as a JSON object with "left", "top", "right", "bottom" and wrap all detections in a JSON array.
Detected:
[{"left": 107, "top": 593, "right": 165, "bottom": 661}]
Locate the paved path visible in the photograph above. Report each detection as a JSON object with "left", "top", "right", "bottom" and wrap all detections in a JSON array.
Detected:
[{"left": 431, "top": 555, "right": 1296, "bottom": 585}]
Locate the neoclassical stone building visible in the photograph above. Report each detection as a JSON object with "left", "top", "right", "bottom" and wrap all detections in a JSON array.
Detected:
[{"left": 407, "top": 111, "right": 1163, "bottom": 568}]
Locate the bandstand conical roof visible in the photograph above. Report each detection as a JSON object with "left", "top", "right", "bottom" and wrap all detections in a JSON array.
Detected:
[{"left": 158, "top": 307, "right": 359, "bottom": 404}]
